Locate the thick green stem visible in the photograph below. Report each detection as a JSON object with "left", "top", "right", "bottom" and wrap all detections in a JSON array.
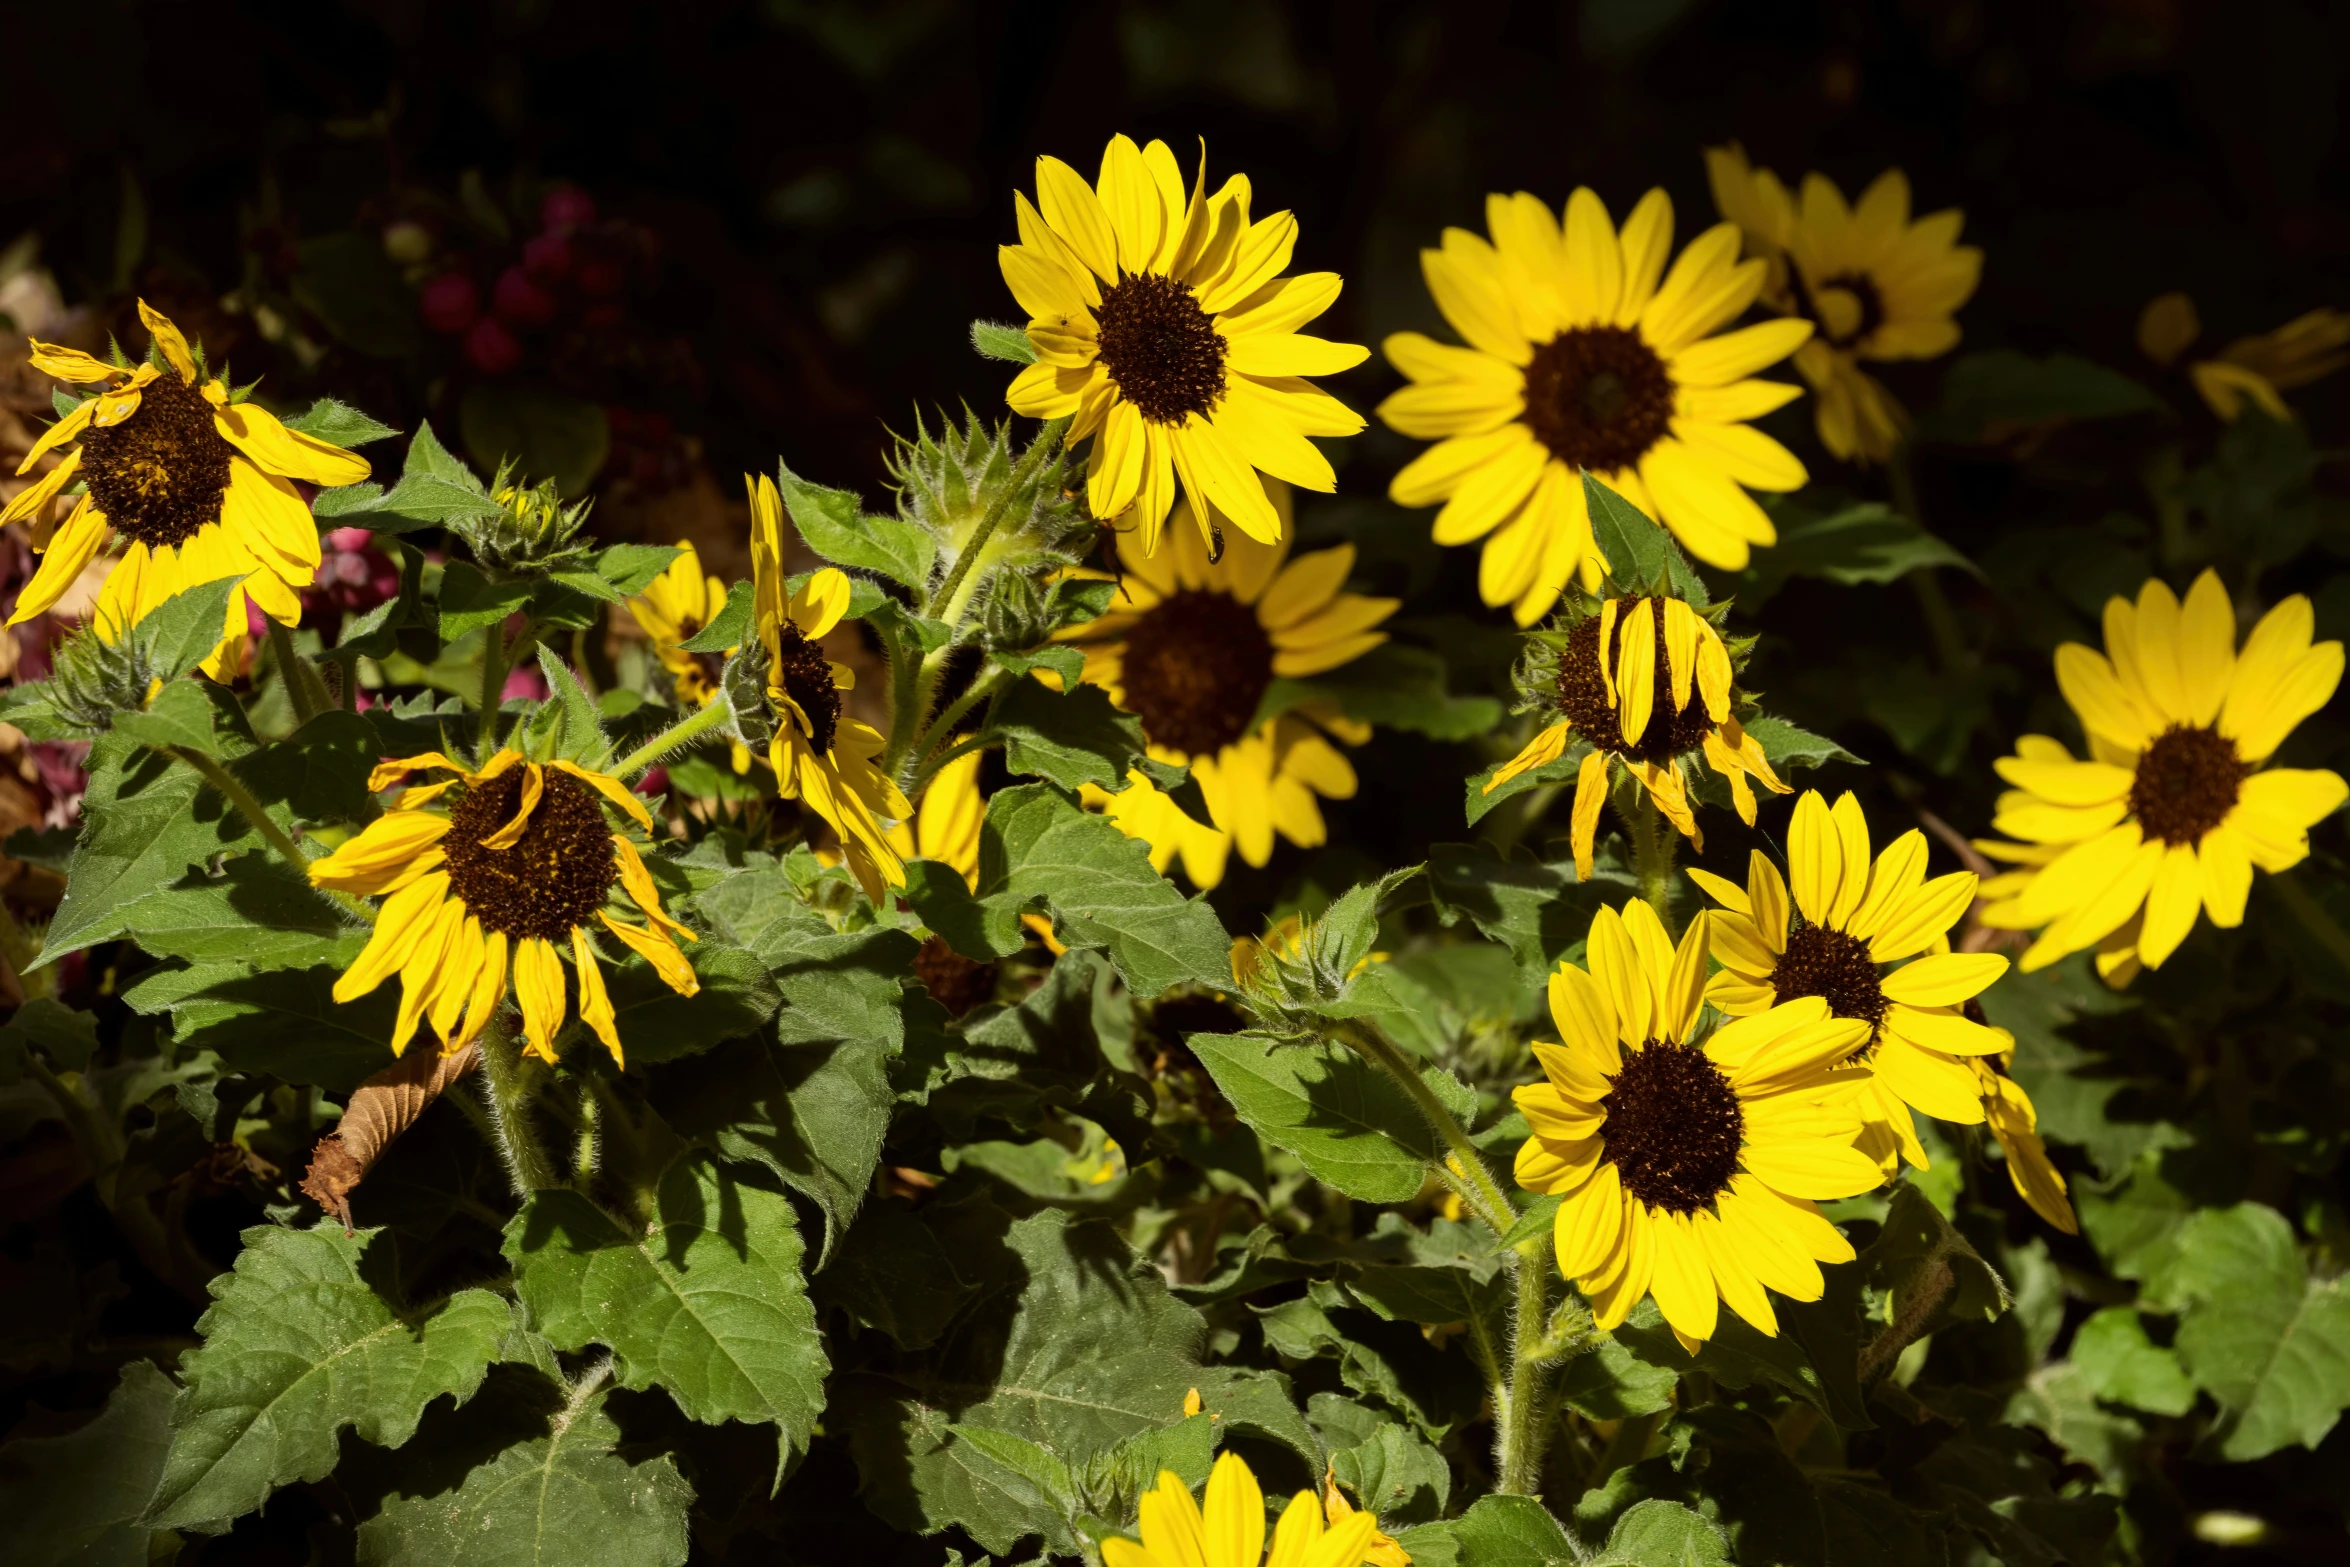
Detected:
[
  {"left": 906, "top": 733, "right": 993, "bottom": 808},
  {"left": 1628, "top": 794, "right": 1678, "bottom": 934},
  {"left": 924, "top": 416, "right": 1070, "bottom": 625},
  {"left": 267, "top": 619, "right": 326, "bottom": 726},
  {"left": 1334, "top": 1019, "right": 1514, "bottom": 1234},
  {"left": 476, "top": 620, "right": 514, "bottom": 767},
  {"left": 477, "top": 1015, "right": 560, "bottom": 1196},
  {"left": 878, "top": 621, "right": 927, "bottom": 782},
  {"left": 2271, "top": 870, "right": 2350, "bottom": 973},
  {"left": 167, "top": 746, "right": 370, "bottom": 921},
  {"left": 1495, "top": 1237, "right": 1555, "bottom": 1496},
  {"left": 902, "top": 667, "right": 1007, "bottom": 799},
  {"left": 613, "top": 697, "right": 734, "bottom": 778}
]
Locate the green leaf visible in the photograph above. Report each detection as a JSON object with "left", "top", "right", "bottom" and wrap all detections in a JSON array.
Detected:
[
  {"left": 108, "top": 679, "right": 214, "bottom": 758},
  {"left": 1188, "top": 1031, "right": 1474, "bottom": 1202},
  {"left": 145, "top": 1225, "right": 508, "bottom": 1531},
  {"left": 1423, "top": 840, "right": 1635, "bottom": 982},
  {"left": 592, "top": 542, "right": 684, "bottom": 597},
  {"left": 1494, "top": 1195, "right": 1561, "bottom": 1251},
  {"left": 1607, "top": 1290, "right": 1873, "bottom": 1431},
  {"left": 972, "top": 320, "right": 1040, "bottom": 364},
  {"left": 776, "top": 460, "right": 934, "bottom": 589},
  {"left": 1258, "top": 644, "right": 1505, "bottom": 742},
  {"left": 986, "top": 677, "right": 1150, "bottom": 793},
  {"left": 153, "top": 964, "right": 398, "bottom": 1094},
  {"left": 1599, "top": 1499, "right": 1732, "bottom": 1567},
  {"left": 1740, "top": 714, "right": 1863, "bottom": 773},
  {"left": 357, "top": 422, "right": 502, "bottom": 533},
  {"left": 1933, "top": 350, "right": 2164, "bottom": 439},
  {"left": 1584, "top": 474, "right": 1706, "bottom": 598},
  {"left": 813, "top": 1198, "right": 983, "bottom": 1351},
  {"left": 117, "top": 856, "right": 364, "bottom": 970},
  {"left": 2068, "top": 1307, "right": 2196, "bottom": 1418},
  {"left": 1464, "top": 741, "right": 1586, "bottom": 828},
  {"left": 1556, "top": 1331, "right": 1681, "bottom": 1421},
  {"left": 1737, "top": 497, "right": 1977, "bottom": 610},
  {"left": 0, "top": 1359, "right": 178, "bottom": 1567},
  {"left": 1865, "top": 1183, "right": 2009, "bottom": 1331},
  {"left": 437, "top": 561, "right": 537, "bottom": 640},
  {"left": 506, "top": 1151, "right": 828, "bottom": 1459},
  {"left": 2143, "top": 1202, "right": 2350, "bottom": 1459},
  {"left": 1330, "top": 1420, "right": 1451, "bottom": 1525},
  {"left": 354, "top": 1381, "right": 691, "bottom": 1567},
  {"left": 134, "top": 576, "right": 244, "bottom": 681},
  {"left": 460, "top": 383, "right": 610, "bottom": 496},
  {"left": 1432, "top": 1494, "right": 1583, "bottom": 1567},
  {"left": 678, "top": 578, "right": 755, "bottom": 653},
  {"left": 0, "top": 997, "right": 99, "bottom": 1077},
  {"left": 281, "top": 397, "right": 399, "bottom": 448}
]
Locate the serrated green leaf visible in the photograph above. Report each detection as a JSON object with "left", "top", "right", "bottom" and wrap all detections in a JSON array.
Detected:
[
  {"left": 0, "top": 996, "right": 99, "bottom": 1079},
  {"left": 987, "top": 677, "right": 1150, "bottom": 793},
  {"left": 1331, "top": 1420, "right": 1450, "bottom": 1525},
  {"left": 437, "top": 561, "right": 536, "bottom": 640},
  {"left": 1740, "top": 497, "right": 1977, "bottom": 610},
  {"left": 354, "top": 1384, "right": 691, "bottom": 1567},
  {"left": 159, "top": 964, "right": 397, "bottom": 1093},
  {"left": 776, "top": 460, "right": 934, "bottom": 589},
  {"left": 1430, "top": 1493, "right": 1582, "bottom": 1567},
  {"left": 281, "top": 397, "right": 399, "bottom": 448},
  {"left": 118, "top": 856, "right": 363, "bottom": 969},
  {"left": 362, "top": 422, "right": 502, "bottom": 533},
  {"left": 136, "top": 576, "right": 243, "bottom": 681},
  {"left": 2069, "top": 1307, "right": 2196, "bottom": 1418},
  {"left": 1495, "top": 1194, "right": 1561, "bottom": 1251},
  {"left": 0, "top": 1359, "right": 178, "bottom": 1567},
  {"left": 1464, "top": 741, "right": 1586, "bottom": 828},
  {"left": 1587, "top": 474, "right": 1671, "bottom": 591},
  {"left": 591, "top": 542, "right": 682, "bottom": 597},
  {"left": 506, "top": 1151, "right": 828, "bottom": 1457},
  {"left": 1423, "top": 840, "right": 1636, "bottom": 981},
  {"left": 145, "top": 1225, "right": 508, "bottom": 1531},
  {"left": 993, "top": 644, "right": 1086, "bottom": 687},
  {"left": 109, "top": 678, "right": 217, "bottom": 756},
  {"left": 1932, "top": 349, "right": 2164, "bottom": 440},
  {"left": 1598, "top": 1499, "right": 1733, "bottom": 1567},
  {"left": 678, "top": 578, "right": 754, "bottom": 653},
  {"left": 972, "top": 319, "right": 1040, "bottom": 364},
  {"left": 1188, "top": 1031, "right": 1475, "bottom": 1202},
  {"left": 1741, "top": 713, "right": 1863, "bottom": 773}
]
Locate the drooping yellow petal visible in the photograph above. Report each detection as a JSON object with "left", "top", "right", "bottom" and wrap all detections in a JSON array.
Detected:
[
  {"left": 572, "top": 924, "right": 624, "bottom": 1066},
  {"left": 513, "top": 936, "right": 568, "bottom": 1063}
]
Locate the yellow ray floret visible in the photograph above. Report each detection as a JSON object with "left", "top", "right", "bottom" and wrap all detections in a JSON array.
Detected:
[{"left": 1098, "top": 1453, "right": 1380, "bottom": 1567}]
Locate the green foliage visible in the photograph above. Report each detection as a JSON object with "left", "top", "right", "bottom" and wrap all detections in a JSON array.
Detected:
[{"left": 0, "top": 1361, "right": 178, "bottom": 1567}]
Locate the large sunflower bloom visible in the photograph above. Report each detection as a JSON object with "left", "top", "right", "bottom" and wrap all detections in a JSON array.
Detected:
[
  {"left": 1706, "top": 146, "right": 1981, "bottom": 464},
  {"left": 5, "top": 300, "right": 371, "bottom": 669},
  {"left": 1485, "top": 592, "right": 1787, "bottom": 877},
  {"left": 748, "top": 475, "right": 909, "bottom": 899},
  {"left": 1515, "top": 900, "right": 1883, "bottom": 1350},
  {"left": 1067, "top": 489, "right": 1396, "bottom": 889},
  {"left": 308, "top": 750, "right": 700, "bottom": 1066},
  {"left": 1378, "top": 188, "right": 1811, "bottom": 623},
  {"left": 1100, "top": 1453, "right": 1377, "bottom": 1567},
  {"left": 1687, "top": 791, "right": 2014, "bottom": 1177},
  {"left": 1975, "top": 570, "right": 2345, "bottom": 983},
  {"left": 627, "top": 538, "right": 750, "bottom": 774},
  {"left": 1001, "top": 135, "right": 1367, "bottom": 556}
]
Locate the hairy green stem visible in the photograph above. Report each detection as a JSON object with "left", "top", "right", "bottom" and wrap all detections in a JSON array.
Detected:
[
  {"left": 924, "top": 416, "right": 1069, "bottom": 625},
  {"left": 267, "top": 619, "right": 324, "bottom": 726},
  {"left": 878, "top": 619, "right": 927, "bottom": 782},
  {"left": 1628, "top": 794, "right": 1678, "bottom": 934},
  {"left": 166, "top": 746, "right": 370, "bottom": 921},
  {"left": 906, "top": 732, "right": 994, "bottom": 808},
  {"left": 1334, "top": 1019, "right": 1514, "bottom": 1234},
  {"left": 478, "top": 1014, "right": 560, "bottom": 1196},
  {"left": 2271, "top": 870, "right": 2350, "bottom": 974},
  {"left": 903, "top": 666, "right": 1008, "bottom": 799},
  {"left": 613, "top": 696, "right": 734, "bottom": 778},
  {"left": 1495, "top": 1236, "right": 1555, "bottom": 1496}
]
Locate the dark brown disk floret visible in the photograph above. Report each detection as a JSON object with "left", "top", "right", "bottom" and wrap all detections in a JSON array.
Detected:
[
  {"left": 442, "top": 767, "right": 618, "bottom": 941},
  {"left": 1602, "top": 1042, "right": 1745, "bottom": 1214},
  {"left": 1522, "top": 325, "right": 1675, "bottom": 473},
  {"left": 1096, "top": 272, "right": 1229, "bottom": 424},
  {"left": 77, "top": 371, "right": 235, "bottom": 549},
  {"left": 1553, "top": 603, "right": 1719, "bottom": 765},
  {"left": 1118, "top": 590, "right": 1274, "bottom": 756}
]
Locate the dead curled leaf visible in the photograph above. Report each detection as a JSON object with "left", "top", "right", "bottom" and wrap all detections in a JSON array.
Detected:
[{"left": 299, "top": 1041, "right": 480, "bottom": 1231}]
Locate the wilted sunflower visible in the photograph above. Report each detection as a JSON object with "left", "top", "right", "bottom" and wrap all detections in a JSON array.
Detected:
[
  {"left": 747, "top": 475, "right": 910, "bottom": 899},
  {"left": 1707, "top": 146, "right": 1981, "bottom": 463},
  {"left": 1972, "top": 1048, "right": 2077, "bottom": 1234},
  {"left": 1002, "top": 134, "right": 1368, "bottom": 555},
  {"left": 308, "top": 750, "right": 699, "bottom": 1066},
  {"left": 1067, "top": 488, "right": 1396, "bottom": 889},
  {"left": 2137, "top": 292, "right": 2350, "bottom": 424},
  {"left": 1975, "top": 570, "right": 2346, "bottom": 983},
  {"left": 1485, "top": 589, "right": 1787, "bottom": 877},
  {"left": 1100, "top": 1452, "right": 1377, "bottom": 1567},
  {"left": 1687, "top": 791, "right": 2013, "bottom": 1177},
  {"left": 5, "top": 300, "right": 371, "bottom": 670},
  {"left": 627, "top": 538, "right": 749, "bottom": 773},
  {"left": 1378, "top": 187, "right": 1811, "bottom": 622},
  {"left": 1515, "top": 901, "right": 1883, "bottom": 1350}
]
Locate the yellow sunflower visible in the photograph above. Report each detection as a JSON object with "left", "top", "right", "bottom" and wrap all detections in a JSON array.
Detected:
[
  {"left": 1514, "top": 900, "right": 1883, "bottom": 1350},
  {"left": 4, "top": 300, "right": 371, "bottom": 670},
  {"left": 1687, "top": 791, "right": 2014, "bottom": 1177},
  {"left": 1707, "top": 146, "right": 1981, "bottom": 463},
  {"left": 626, "top": 537, "right": 750, "bottom": 773},
  {"left": 1001, "top": 134, "right": 1368, "bottom": 556},
  {"left": 1378, "top": 187, "right": 1811, "bottom": 623},
  {"left": 1975, "top": 570, "right": 2346, "bottom": 983},
  {"left": 1066, "top": 489, "right": 1396, "bottom": 889},
  {"left": 747, "top": 475, "right": 910, "bottom": 900},
  {"left": 2137, "top": 291, "right": 2350, "bottom": 424},
  {"left": 1100, "top": 1453, "right": 1377, "bottom": 1567},
  {"left": 891, "top": 747, "right": 985, "bottom": 888},
  {"left": 1485, "top": 591, "right": 1787, "bottom": 877},
  {"left": 308, "top": 750, "right": 699, "bottom": 1066}
]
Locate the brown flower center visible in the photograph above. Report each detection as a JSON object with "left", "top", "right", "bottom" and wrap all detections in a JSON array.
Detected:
[
  {"left": 76, "top": 372, "right": 236, "bottom": 550},
  {"left": 1793, "top": 270, "right": 1886, "bottom": 350},
  {"left": 441, "top": 767, "right": 618, "bottom": 941},
  {"left": 1522, "top": 325, "right": 1675, "bottom": 473},
  {"left": 1553, "top": 602, "right": 1718, "bottom": 765},
  {"left": 1603, "top": 1041, "right": 1745, "bottom": 1215},
  {"left": 913, "top": 935, "right": 999, "bottom": 1018},
  {"left": 1769, "top": 923, "right": 1888, "bottom": 1041},
  {"left": 771, "top": 622, "right": 842, "bottom": 756},
  {"left": 1095, "top": 272, "right": 1228, "bottom": 424},
  {"left": 2130, "top": 723, "right": 2250, "bottom": 847},
  {"left": 1117, "top": 589, "right": 1273, "bottom": 756}
]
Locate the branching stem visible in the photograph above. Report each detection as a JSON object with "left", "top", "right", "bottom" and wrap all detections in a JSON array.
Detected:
[
  {"left": 478, "top": 1014, "right": 560, "bottom": 1196},
  {"left": 613, "top": 697, "right": 734, "bottom": 778}
]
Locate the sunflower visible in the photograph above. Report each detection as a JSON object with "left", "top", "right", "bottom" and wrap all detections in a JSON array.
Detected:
[
  {"left": 2136, "top": 292, "right": 2350, "bottom": 424},
  {"left": 747, "top": 475, "right": 910, "bottom": 900},
  {"left": 1322, "top": 1469, "right": 1409, "bottom": 1567},
  {"left": 1707, "top": 146, "right": 1981, "bottom": 464},
  {"left": 1974, "top": 572, "right": 2346, "bottom": 983},
  {"left": 1972, "top": 1047, "right": 2077, "bottom": 1234},
  {"left": 1001, "top": 134, "right": 1368, "bottom": 557},
  {"left": 626, "top": 538, "right": 750, "bottom": 773},
  {"left": 1100, "top": 1452, "right": 1377, "bottom": 1567},
  {"left": 1377, "top": 188, "right": 1811, "bottom": 623},
  {"left": 1514, "top": 900, "right": 1884, "bottom": 1350},
  {"left": 1686, "top": 791, "right": 2014, "bottom": 1177},
  {"left": 308, "top": 750, "right": 700, "bottom": 1066},
  {"left": 1485, "top": 590, "right": 1787, "bottom": 878},
  {"left": 4, "top": 300, "right": 371, "bottom": 671},
  {"left": 1066, "top": 489, "right": 1396, "bottom": 889}
]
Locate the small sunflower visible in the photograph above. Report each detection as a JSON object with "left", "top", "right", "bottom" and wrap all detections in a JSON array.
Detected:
[
  {"left": 626, "top": 538, "right": 749, "bottom": 773},
  {"left": 1002, "top": 134, "right": 1368, "bottom": 556},
  {"left": 1515, "top": 900, "right": 1883, "bottom": 1349},
  {"left": 1687, "top": 791, "right": 2014, "bottom": 1177},
  {"left": 1067, "top": 489, "right": 1396, "bottom": 889},
  {"left": 1485, "top": 589, "right": 1788, "bottom": 878},
  {"left": 5, "top": 300, "right": 372, "bottom": 669},
  {"left": 1974, "top": 570, "right": 2346, "bottom": 983},
  {"left": 1707, "top": 146, "right": 1981, "bottom": 464},
  {"left": 1972, "top": 1047, "right": 2078, "bottom": 1234},
  {"left": 1378, "top": 187, "right": 1811, "bottom": 623},
  {"left": 1100, "top": 1452, "right": 1377, "bottom": 1567},
  {"left": 2137, "top": 291, "right": 2350, "bottom": 424},
  {"left": 308, "top": 750, "right": 700, "bottom": 1066},
  {"left": 748, "top": 475, "right": 910, "bottom": 900}
]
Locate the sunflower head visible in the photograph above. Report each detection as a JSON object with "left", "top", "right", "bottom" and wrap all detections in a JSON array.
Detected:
[
  {"left": 628, "top": 540, "right": 732, "bottom": 708},
  {"left": 888, "top": 409, "right": 1088, "bottom": 625},
  {"left": 44, "top": 617, "right": 168, "bottom": 736},
  {"left": 1097, "top": 1452, "right": 1377, "bottom": 1567},
  {"left": 466, "top": 466, "right": 596, "bottom": 575}
]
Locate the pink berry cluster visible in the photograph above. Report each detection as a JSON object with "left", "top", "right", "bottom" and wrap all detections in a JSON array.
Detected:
[{"left": 412, "top": 189, "right": 630, "bottom": 375}]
